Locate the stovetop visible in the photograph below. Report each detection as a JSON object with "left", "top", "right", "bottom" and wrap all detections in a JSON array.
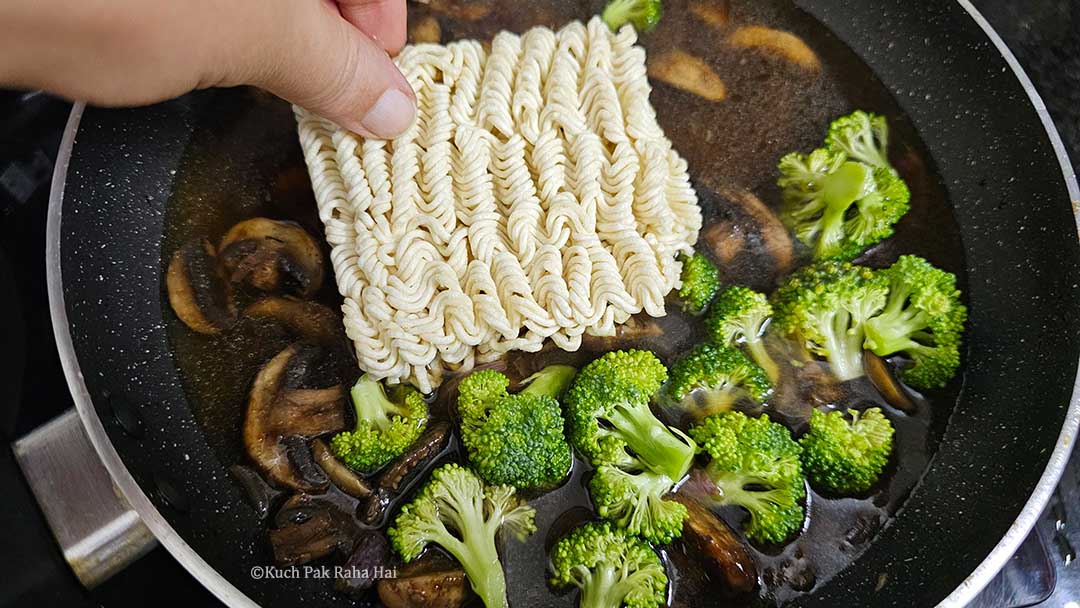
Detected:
[{"left": 2, "top": 1, "right": 1078, "bottom": 606}]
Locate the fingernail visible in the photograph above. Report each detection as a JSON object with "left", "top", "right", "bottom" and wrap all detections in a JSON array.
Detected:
[{"left": 359, "top": 89, "right": 415, "bottom": 139}]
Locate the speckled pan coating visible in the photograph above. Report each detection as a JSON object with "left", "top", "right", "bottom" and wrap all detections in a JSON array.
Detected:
[{"left": 49, "top": 1, "right": 1080, "bottom": 607}]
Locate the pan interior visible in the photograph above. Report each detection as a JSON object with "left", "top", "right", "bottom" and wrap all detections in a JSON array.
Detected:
[{"left": 161, "top": 1, "right": 968, "bottom": 606}]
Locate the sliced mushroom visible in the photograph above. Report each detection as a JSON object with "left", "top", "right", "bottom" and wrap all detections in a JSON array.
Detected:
[
  {"left": 244, "top": 344, "right": 348, "bottom": 491},
  {"left": 283, "top": 436, "right": 329, "bottom": 489},
  {"left": 268, "top": 510, "right": 349, "bottom": 566},
  {"left": 728, "top": 26, "right": 821, "bottom": 71},
  {"left": 378, "top": 554, "right": 469, "bottom": 608},
  {"left": 864, "top": 350, "right": 917, "bottom": 414},
  {"left": 701, "top": 188, "right": 794, "bottom": 291},
  {"left": 409, "top": 15, "right": 442, "bottom": 43},
  {"left": 690, "top": 1, "right": 730, "bottom": 28},
  {"left": 244, "top": 297, "right": 348, "bottom": 348},
  {"left": 581, "top": 315, "right": 664, "bottom": 352},
  {"left": 229, "top": 464, "right": 281, "bottom": 521},
  {"left": 649, "top": 50, "right": 727, "bottom": 102},
  {"left": 377, "top": 422, "right": 451, "bottom": 493},
  {"left": 426, "top": 0, "right": 492, "bottom": 21},
  {"left": 312, "top": 439, "right": 373, "bottom": 499},
  {"left": 673, "top": 496, "right": 758, "bottom": 596},
  {"left": 218, "top": 218, "right": 324, "bottom": 298},
  {"left": 361, "top": 422, "right": 451, "bottom": 525},
  {"left": 336, "top": 531, "right": 391, "bottom": 597},
  {"left": 166, "top": 239, "right": 236, "bottom": 334}
]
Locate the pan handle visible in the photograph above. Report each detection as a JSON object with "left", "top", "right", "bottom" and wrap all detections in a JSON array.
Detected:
[{"left": 13, "top": 408, "right": 157, "bottom": 588}]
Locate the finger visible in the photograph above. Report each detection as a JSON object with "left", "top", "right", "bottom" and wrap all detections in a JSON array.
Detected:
[
  {"left": 257, "top": 4, "right": 415, "bottom": 139},
  {"left": 337, "top": 0, "right": 407, "bottom": 55}
]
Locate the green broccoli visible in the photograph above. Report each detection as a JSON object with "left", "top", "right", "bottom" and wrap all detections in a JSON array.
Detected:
[
  {"left": 457, "top": 366, "right": 576, "bottom": 489},
  {"left": 329, "top": 374, "right": 428, "bottom": 473},
  {"left": 705, "top": 286, "right": 781, "bottom": 382},
  {"left": 589, "top": 465, "right": 687, "bottom": 544},
  {"left": 677, "top": 252, "right": 722, "bottom": 315},
  {"left": 800, "top": 407, "right": 895, "bottom": 495},
  {"left": 771, "top": 261, "right": 888, "bottom": 382},
  {"left": 601, "top": 0, "right": 662, "bottom": 33},
  {"left": 777, "top": 112, "right": 911, "bottom": 261},
  {"left": 550, "top": 521, "right": 668, "bottom": 608},
  {"left": 564, "top": 350, "right": 695, "bottom": 482},
  {"left": 667, "top": 342, "right": 772, "bottom": 415},
  {"left": 825, "top": 110, "right": 891, "bottom": 169},
  {"left": 863, "top": 255, "right": 967, "bottom": 389},
  {"left": 388, "top": 463, "right": 536, "bottom": 608},
  {"left": 689, "top": 411, "right": 805, "bottom": 544}
]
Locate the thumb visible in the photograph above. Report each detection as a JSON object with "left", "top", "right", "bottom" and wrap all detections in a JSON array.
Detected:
[{"left": 256, "top": 4, "right": 415, "bottom": 139}]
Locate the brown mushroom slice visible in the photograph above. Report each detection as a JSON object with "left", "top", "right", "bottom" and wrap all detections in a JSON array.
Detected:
[
  {"left": 312, "top": 439, "right": 373, "bottom": 499},
  {"left": 244, "top": 345, "right": 347, "bottom": 491},
  {"left": 426, "top": 0, "right": 492, "bottom": 21},
  {"left": 581, "top": 315, "right": 664, "bottom": 352},
  {"left": 690, "top": 1, "right": 731, "bottom": 28},
  {"left": 166, "top": 239, "right": 236, "bottom": 334},
  {"left": 864, "top": 350, "right": 917, "bottom": 414},
  {"left": 219, "top": 218, "right": 325, "bottom": 298},
  {"left": 723, "top": 189, "right": 794, "bottom": 275},
  {"left": 728, "top": 26, "right": 821, "bottom": 71},
  {"left": 336, "top": 531, "right": 392, "bottom": 597},
  {"left": 700, "top": 188, "right": 794, "bottom": 291},
  {"left": 361, "top": 422, "right": 451, "bottom": 525},
  {"left": 244, "top": 297, "right": 347, "bottom": 348},
  {"left": 269, "top": 510, "right": 349, "bottom": 566},
  {"left": 673, "top": 496, "right": 758, "bottom": 596},
  {"left": 378, "top": 554, "right": 470, "bottom": 608},
  {"left": 409, "top": 15, "right": 442, "bottom": 43},
  {"left": 648, "top": 50, "right": 727, "bottom": 102}
]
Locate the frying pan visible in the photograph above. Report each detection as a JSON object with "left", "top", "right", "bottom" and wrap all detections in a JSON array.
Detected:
[{"left": 36, "top": 0, "right": 1080, "bottom": 606}]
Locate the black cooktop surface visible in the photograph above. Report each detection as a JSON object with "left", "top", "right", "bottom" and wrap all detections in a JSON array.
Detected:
[{"left": 3, "top": 1, "right": 1078, "bottom": 606}]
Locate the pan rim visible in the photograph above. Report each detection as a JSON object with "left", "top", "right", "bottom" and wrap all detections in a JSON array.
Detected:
[
  {"left": 45, "top": 4, "right": 1080, "bottom": 607},
  {"left": 46, "top": 102, "right": 260, "bottom": 608},
  {"left": 938, "top": 1, "right": 1080, "bottom": 606}
]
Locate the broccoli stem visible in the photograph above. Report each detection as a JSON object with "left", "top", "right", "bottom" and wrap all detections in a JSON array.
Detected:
[
  {"left": 520, "top": 365, "right": 577, "bottom": 399},
  {"left": 822, "top": 310, "right": 865, "bottom": 382},
  {"left": 453, "top": 520, "right": 507, "bottom": 608},
  {"left": 350, "top": 377, "right": 403, "bottom": 433},
  {"left": 603, "top": 400, "right": 694, "bottom": 481},
  {"left": 577, "top": 565, "right": 622, "bottom": 608},
  {"left": 746, "top": 338, "right": 780, "bottom": 384}
]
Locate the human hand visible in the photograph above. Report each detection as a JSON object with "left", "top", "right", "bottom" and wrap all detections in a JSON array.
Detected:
[{"left": 0, "top": 0, "right": 416, "bottom": 139}]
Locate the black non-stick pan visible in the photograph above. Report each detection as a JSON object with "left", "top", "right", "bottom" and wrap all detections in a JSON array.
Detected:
[{"left": 43, "top": 0, "right": 1080, "bottom": 606}]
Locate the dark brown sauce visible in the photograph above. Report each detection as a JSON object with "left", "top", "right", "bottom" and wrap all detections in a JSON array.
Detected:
[{"left": 163, "top": 1, "right": 968, "bottom": 606}]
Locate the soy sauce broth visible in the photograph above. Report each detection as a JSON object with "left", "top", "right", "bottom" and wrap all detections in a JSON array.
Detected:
[{"left": 162, "top": 0, "right": 968, "bottom": 605}]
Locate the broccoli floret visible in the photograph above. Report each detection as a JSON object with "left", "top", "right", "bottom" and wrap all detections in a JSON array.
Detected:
[
  {"left": 457, "top": 366, "right": 576, "bottom": 489},
  {"left": 550, "top": 521, "right": 668, "bottom": 608},
  {"left": 388, "top": 463, "right": 536, "bottom": 608},
  {"left": 825, "top": 110, "right": 891, "bottom": 169},
  {"left": 705, "top": 286, "right": 780, "bottom": 382},
  {"left": 772, "top": 261, "right": 888, "bottom": 382},
  {"left": 800, "top": 407, "right": 895, "bottom": 495},
  {"left": 863, "top": 255, "right": 967, "bottom": 389},
  {"left": 589, "top": 465, "right": 687, "bottom": 544},
  {"left": 778, "top": 111, "right": 911, "bottom": 261},
  {"left": 564, "top": 350, "right": 696, "bottom": 482},
  {"left": 601, "top": 0, "right": 662, "bottom": 33},
  {"left": 677, "top": 252, "right": 722, "bottom": 315},
  {"left": 778, "top": 152, "right": 910, "bottom": 261},
  {"left": 689, "top": 412, "right": 805, "bottom": 544},
  {"left": 667, "top": 343, "right": 773, "bottom": 415},
  {"left": 329, "top": 374, "right": 428, "bottom": 473}
]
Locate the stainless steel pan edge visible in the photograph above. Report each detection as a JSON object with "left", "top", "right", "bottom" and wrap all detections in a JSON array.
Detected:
[
  {"left": 942, "top": 1, "right": 1080, "bottom": 605},
  {"left": 46, "top": 103, "right": 259, "bottom": 608},
  {"left": 44, "top": 3, "right": 1080, "bottom": 606}
]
